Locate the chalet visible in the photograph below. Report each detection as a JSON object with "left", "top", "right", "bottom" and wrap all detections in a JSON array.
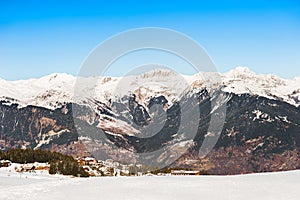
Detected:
[
  {"left": 76, "top": 157, "right": 98, "bottom": 165},
  {"left": 35, "top": 163, "right": 50, "bottom": 171},
  {"left": 0, "top": 160, "right": 11, "bottom": 167},
  {"left": 84, "top": 157, "right": 98, "bottom": 165},
  {"left": 82, "top": 165, "right": 102, "bottom": 176}
]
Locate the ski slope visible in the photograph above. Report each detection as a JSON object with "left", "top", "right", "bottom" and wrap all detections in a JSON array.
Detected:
[{"left": 0, "top": 170, "right": 299, "bottom": 200}]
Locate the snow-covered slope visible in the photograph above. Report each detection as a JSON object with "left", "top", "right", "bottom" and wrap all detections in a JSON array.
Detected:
[
  {"left": 221, "top": 67, "right": 300, "bottom": 107},
  {"left": 0, "top": 73, "right": 76, "bottom": 109},
  {"left": 0, "top": 67, "right": 299, "bottom": 109},
  {"left": 1, "top": 169, "right": 300, "bottom": 200}
]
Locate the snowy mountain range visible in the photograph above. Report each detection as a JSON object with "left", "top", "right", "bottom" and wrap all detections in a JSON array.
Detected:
[
  {"left": 1, "top": 67, "right": 300, "bottom": 175},
  {"left": 1, "top": 67, "right": 300, "bottom": 109}
]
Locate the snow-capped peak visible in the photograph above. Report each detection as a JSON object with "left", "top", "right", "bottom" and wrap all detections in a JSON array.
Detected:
[
  {"left": 0, "top": 67, "right": 300, "bottom": 109},
  {"left": 0, "top": 73, "right": 76, "bottom": 109},
  {"left": 226, "top": 66, "right": 255, "bottom": 76},
  {"left": 219, "top": 67, "right": 300, "bottom": 106}
]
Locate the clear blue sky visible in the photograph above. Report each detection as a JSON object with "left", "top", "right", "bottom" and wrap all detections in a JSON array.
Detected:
[{"left": 0, "top": 0, "right": 299, "bottom": 80}]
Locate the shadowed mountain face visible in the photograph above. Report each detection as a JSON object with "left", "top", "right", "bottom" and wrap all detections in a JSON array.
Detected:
[
  {"left": 1, "top": 88, "right": 300, "bottom": 174},
  {"left": 0, "top": 102, "right": 89, "bottom": 157},
  {"left": 175, "top": 93, "right": 300, "bottom": 174}
]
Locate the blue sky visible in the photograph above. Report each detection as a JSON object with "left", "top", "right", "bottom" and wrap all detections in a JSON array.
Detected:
[{"left": 0, "top": 0, "right": 299, "bottom": 80}]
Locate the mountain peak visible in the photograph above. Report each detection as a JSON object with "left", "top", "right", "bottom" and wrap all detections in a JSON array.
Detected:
[
  {"left": 233, "top": 66, "right": 252, "bottom": 72},
  {"left": 41, "top": 73, "right": 75, "bottom": 82},
  {"left": 138, "top": 69, "right": 179, "bottom": 79},
  {"left": 226, "top": 66, "right": 255, "bottom": 77}
]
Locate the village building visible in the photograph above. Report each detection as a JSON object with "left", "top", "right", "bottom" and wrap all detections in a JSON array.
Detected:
[
  {"left": 171, "top": 170, "right": 201, "bottom": 176},
  {"left": 0, "top": 160, "right": 11, "bottom": 167}
]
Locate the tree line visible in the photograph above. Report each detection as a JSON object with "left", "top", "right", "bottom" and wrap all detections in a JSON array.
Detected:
[{"left": 0, "top": 149, "right": 89, "bottom": 177}]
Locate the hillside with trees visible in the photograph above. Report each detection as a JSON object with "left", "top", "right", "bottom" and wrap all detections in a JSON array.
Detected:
[{"left": 0, "top": 149, "right": 89, "bottom": 177}]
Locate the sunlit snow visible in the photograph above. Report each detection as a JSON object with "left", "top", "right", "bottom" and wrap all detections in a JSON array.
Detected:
[{"left": 0, "top": 169, "right": 299, "bottom": 200}]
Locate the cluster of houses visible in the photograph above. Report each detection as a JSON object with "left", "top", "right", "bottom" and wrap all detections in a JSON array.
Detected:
[
  {"left": 0, "top": 160, "right": 50, "bottom": 172},
  {"left": 1, "top": 158, "right": 202, "bottom": 176},
  {"left": 14, "top": 162, "right": 50, "bottom": 172},
  {"left": 75, "top": 157, "right": 135, "bottom": 176},
  {"left": 75, "top": 157, "right": 202, "bottom": 176}
]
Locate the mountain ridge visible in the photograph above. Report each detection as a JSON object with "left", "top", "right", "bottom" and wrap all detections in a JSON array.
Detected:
[{"left": 0, "top": 67, "right": 300, "bottom": 109}]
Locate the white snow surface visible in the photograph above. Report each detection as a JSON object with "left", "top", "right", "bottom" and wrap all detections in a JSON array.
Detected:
[
  {"left": 0, "top": 169, "right": 299, "bottom": 200},
  {"left": 1, "top": 67, "right": 300, "bottom": 109}
]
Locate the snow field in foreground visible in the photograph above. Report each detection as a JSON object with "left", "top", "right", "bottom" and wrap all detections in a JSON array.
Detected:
[{"left": 0, "top": 170, "right": 300, "bottom": 200}]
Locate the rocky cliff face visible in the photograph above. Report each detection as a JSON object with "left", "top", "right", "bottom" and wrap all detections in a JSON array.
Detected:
[
  {"left": 0, "top": 102, "right": 90, "bottom": 157},
  {"left": 173, "top": 93, "right": 300, "bottom": 174}
]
